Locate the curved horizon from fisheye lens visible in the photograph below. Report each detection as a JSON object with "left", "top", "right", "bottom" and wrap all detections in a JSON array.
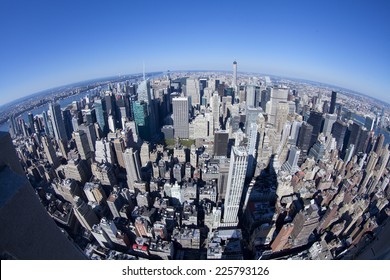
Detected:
[{"left": 0, "top": 0, "right": 389, "bottom": 105}]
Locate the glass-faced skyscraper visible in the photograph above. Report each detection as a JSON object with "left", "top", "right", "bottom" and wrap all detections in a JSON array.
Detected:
[
  {"left": 132, "top": 100, "right": 150, "bottom": 140},
  {"left": 223, "top": 146, "right": 248, "bottom": 227}
]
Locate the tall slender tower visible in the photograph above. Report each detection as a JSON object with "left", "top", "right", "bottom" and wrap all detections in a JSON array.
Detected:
[
  {"left": 329, "top": 91, "right": 337, "bottom": 114},
  {"left": 223, "top": 146, "right": 248, "bottom": 227},
  {"left": 233, "top": 61, "right": 237, "bottom": 90},
  {"left": 49, "top": 102, "right": 67, "bottom": 142}
]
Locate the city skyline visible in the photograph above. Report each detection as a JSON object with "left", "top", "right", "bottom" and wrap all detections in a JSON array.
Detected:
[{"left": 1, "top": 0, "right": 390, "bottom": 106}]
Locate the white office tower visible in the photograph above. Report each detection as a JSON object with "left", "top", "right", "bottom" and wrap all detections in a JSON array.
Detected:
[
  {"left": 140, "top": 142, "right": 150, "bottom": 166},
  {"left": 192, "top": 114, "right": 208, "bottom": 139},
  {"left": 289, "top": 120, "right": 303, "bottom": 145},
  {"left": 275, "top": 101, "right": 289, "bottom": 134},
  {"left": 281, "top": 146, "right": 301, "bottom": 174},
  {"left": 123, "top": 148, "right": 141, "bottom": 190},
  {"left": 246, "top": 85, "right": 256, "bottom": 107},
  {"left": 245, "top": 106, "right": 262, "bottom": 134},
  {"left": 108, "top": 115, "right": 115, "bottom": 132},
  {"left": 172, "top": 96, "right": 189, "bottom": 138},
  {"left": 323, "top": 113, "right": 337, "bottom": 136},
  {"left": 95, "top": 139, "right": 114, "bottom": 164},
  {"left": 186, "top": 78, "right": 200, "bottom": 105},
  {"left": 344, "top": 144, "right": 355, "bottom": 164},
  {"left": 265, "top": 86, "right": 289, "bottom": 126},
  {"left": 246, "top": 122, "right": 258, "bottom": 178},
  {"left": 232, "top": 61, "right": 237, "bottom": 90},
  {"left": 212, "top": 93, "right": 220, "bottom": 130},
  {"left": 223, "top": 146, "right": 248, "bottom": 227},
  {"left": 48, "top": 102, "right": 67, "bottom": 142}
]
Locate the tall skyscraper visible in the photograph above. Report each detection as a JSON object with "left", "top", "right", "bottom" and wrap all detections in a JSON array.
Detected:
[
  {"left": 123, "top": 148, "right": 142, "bottom": 189},
  {"left": 223, "top": 146, "right": 248, "bottom": 227},
  {"left": 265, "top": 86, "right": 288, "bottom": 126},
  {"left": 297, "top": 122, "right": 313, "bottom": 165},
  {"left": 329, "top": 91, "right": 337, "bottom": 114},
  {"left": 281, "top": 145, "right": 301, "bottom": 174},
  {"left": 232, "top": 61, "right": 237, "bottom": 90},
  {"left": 214, "top": 130, "right": 229, "bottom": 157},
  {"left": 245, "top": 106, "right": 262, "bottom": 134},
  {"left": 41, "top": 135, "right": 59, "bottom": 168},
  {"left": 331, "top": 120, "right": 347, "bottom": 150},
  {"left": 322, "top": 113, "right": 337, "bottom": 136},
  {"left": 94, "top": 99, "right": 108, "bottom": 136},
  {"left": 173, "top": 96, "right": 189, "bottom": 138},
  {"left": 132, "top": 100, "right": 150, "bottom": 140},
  {"left": 73, "top": 130, "right": 93, "bottom": 161},
  {"left": 79, "top": 123, "right": 97, "bottom": 152},
  {"left": 186, "top": 78, "right": 200, "bottom": 106},
  {"left": 246, "top": 85, "right": 256, "bottom": 107},
  {"left": 307, "top": 111, "right": 324, "bottom": 148},
  {"left": 49, "top": 102, "right": 67, "bottom": 142},
  {"left": 62, "top": 109, "right": 73, "bottom": 140}
]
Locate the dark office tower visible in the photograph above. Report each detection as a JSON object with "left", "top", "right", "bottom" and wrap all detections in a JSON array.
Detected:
[
  {"left": 260, "top": 88, "right": 271, "bottom": 112},
  {"left": 94, "top": 99, "right": 108, "bottom": 136},
  {"left": 329, "top": 91, "right": 337, "bottom": 114},
  {"left": 0, "top": 132, "right": 85, "bottom": 259},
  {"left": 62, "top": 109, "right": 73, "bottom": 140},
  {"left": 356, "top": 128, "right": 370, "bottom": 154},
  {"left": 49, "top": 102, "right": 67, "bottom": 143},
  {"left": 28, "top": 112, "right": 35, "bottom": 134},
  {"left": 214, "top": 130, "right": 229, "bottom": 157},
  {"left": 345, "top": 122, "right": 361, "bottom": 153},
  {"left": 374, "top": 134, "right": 385, "bottom": 154},
  {"left": 297, "top": 122, "right": 313, "bottom": 165},
  {"left": 104, "top": 92, "right": 116, "bottom": 118},
  {"left": 73, "top": 196, "right": 100, "bottom": 231},
  {"left": 307, "top": 111, "right": 324, "bottom": 148},
  {"left": 8, "top": 114, "right": 19, "bottom": 138},
  {"left": 34, "top": 116, "right": 43, "bottom": 134},
  {"left": 133, "top": 100, "right": 150, "bottom": 140},
  {"left": 42, "top": 111, "right": 53, "bottom": 137},
  {"left": 331, "top": 120, "right": 347, "bottom": 150}
]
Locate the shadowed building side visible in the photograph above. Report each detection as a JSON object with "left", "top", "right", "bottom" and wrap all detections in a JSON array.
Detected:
[{"left": 0, "top": 132, "right": 86, "bottom": 259}]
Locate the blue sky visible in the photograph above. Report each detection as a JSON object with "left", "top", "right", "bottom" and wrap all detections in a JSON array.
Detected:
[{"left": 0, "top": 0, "right": 389, "bottom": 105}]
